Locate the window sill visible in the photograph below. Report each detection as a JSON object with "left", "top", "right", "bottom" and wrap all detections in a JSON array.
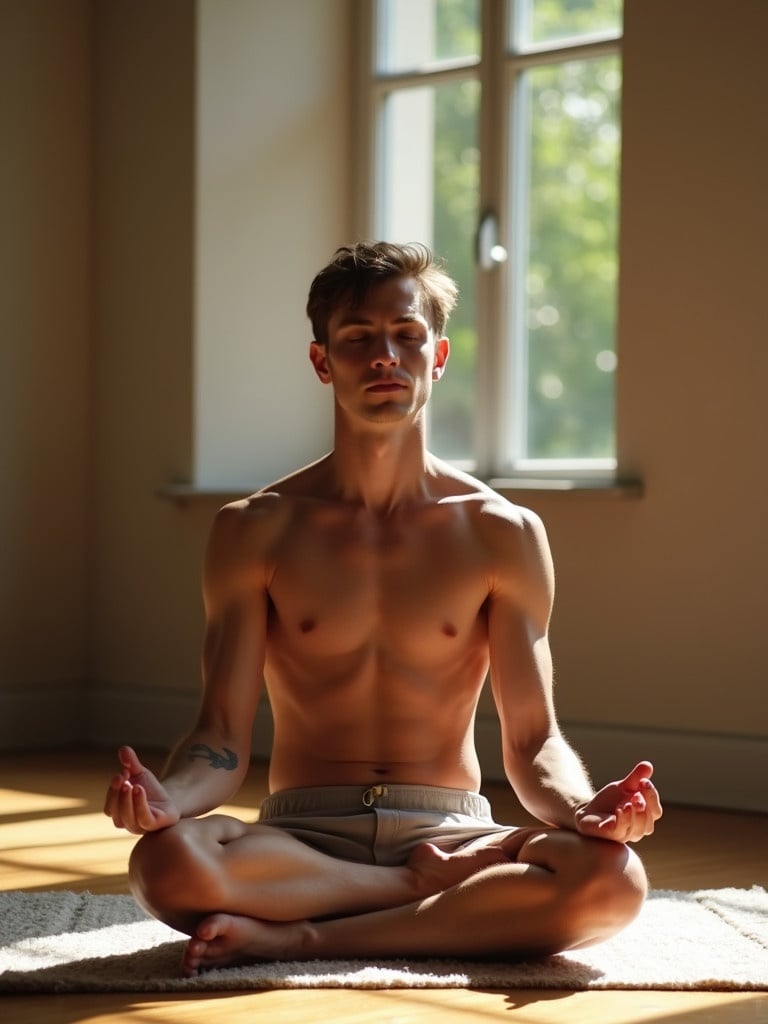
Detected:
[
  {"left": 155, "top": 483, "right": 248, "bottom": 507},
  {"left": 488, "top": 476, "right": 643, "bottom": 499},
  {"left": 157, "top": 476, "right": 644, "bottom": 506}
]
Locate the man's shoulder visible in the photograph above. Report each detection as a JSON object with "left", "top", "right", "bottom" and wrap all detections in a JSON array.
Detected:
[
  {"left": 472, "top": 497, "right": 547, "bottom": 572},
  {"left": 253, "top": 454, "right": 335, "bottom": 503},
  {"left": 430, "top": 457, "right": 543, "bottom": 535},
  {"left": 206, "top": 458, "right": 335, "bottom": 571},
  {"left": 212, "top": 491, "right": 289, "bottom": 535},
  {"left": 430, "top": 463, "right": 550, "bottom": 591},
  {"left": 206, "top": 489, "right": 297, "bottom": 573},
  {"left": 214, "top": 456, "right": 333, "bottom": 528}
]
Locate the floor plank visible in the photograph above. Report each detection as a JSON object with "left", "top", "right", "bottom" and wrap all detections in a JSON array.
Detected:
[
  {"left": 2, "top": 750, "right": 767, "bottom": 1023},
  {"left": 1, "top": 989, "right": 767, "bottom": 1024}
]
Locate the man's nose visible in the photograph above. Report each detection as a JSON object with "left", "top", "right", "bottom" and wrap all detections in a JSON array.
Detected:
[{"left": 371, "top": 334, "right": 399, "bottom": 367}]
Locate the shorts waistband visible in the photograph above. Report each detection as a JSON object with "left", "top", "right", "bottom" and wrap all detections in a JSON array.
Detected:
[{"left": 259, "top": 784, "right": 492, "bottom": 820}]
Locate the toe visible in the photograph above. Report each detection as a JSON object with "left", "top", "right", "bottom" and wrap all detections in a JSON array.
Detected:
[
  {"left": 182, "top": 949, "right": 202, "bottom": 977},
  {"left": 187, "top": 937, "right": 207, "bottom": 957},
  {"left": 195, "top": 913, "right": 226, "bottom": 942}
]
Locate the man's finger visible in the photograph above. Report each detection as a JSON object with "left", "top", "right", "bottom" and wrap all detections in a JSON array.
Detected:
[
  {"left": 596, "top": 814, "right": 617, "bottom": 833},
  {"left": 104, "top": 790, "right": 121, "bottom": 827},
  {"left": 118, "top": 745, "right": 142, "bottom": 774},
  {"left": 103, "top": 778, "right": 120, "bottom": 817},
  {"left": 620, "top": 761, "right": 654, "bottom": 792},
  {"left": 640, "top": 778, "right": 663, "bottom": 820},
  {"left": 118, "top": 781, "right": 143, "bottom": 832},
  {"left": 131, "top": 785, "right": 149, "bottom": 831}
]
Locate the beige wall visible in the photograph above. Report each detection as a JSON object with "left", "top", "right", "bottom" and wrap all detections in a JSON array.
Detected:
[
  {"left": 1, "top": 0, "right": 766, "bottom": 810},
  {"left": 88, "top": 0, "right": 201, "bottom": 732},
  {"left": 612, "top": 0, "right": 767, "bottom": 737},
  {"left": 0, "top": 0, "right": 91, "bottom": 742}
]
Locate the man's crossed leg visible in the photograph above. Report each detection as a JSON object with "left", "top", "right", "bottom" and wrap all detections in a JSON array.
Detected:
[{"left": 127, "top": 813, "right": 647, "bottom": 976}]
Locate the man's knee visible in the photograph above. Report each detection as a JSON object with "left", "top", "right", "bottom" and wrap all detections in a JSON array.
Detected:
[
  {"left": 129, "top": 819, "right": 228, "bottom": 932},
  {"left": 517, "top": 829, "right": 647, "bottom": 950},
  {"left": 566, "top": 837, "right": 648, "bottom": 946}
]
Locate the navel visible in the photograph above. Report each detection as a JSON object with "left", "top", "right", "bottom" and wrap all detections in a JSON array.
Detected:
[
  {"left": 442, "top": 622, "right": 458, "bottom": 638},
  {"left": 299, "top": 617, "right": 316, "bottom": 634}
]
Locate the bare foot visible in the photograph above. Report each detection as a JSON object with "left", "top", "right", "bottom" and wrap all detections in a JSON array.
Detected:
[
  {"left": 406, "top": 841, "right": 512, "bottom": 895},
  {"left": 182, "top": 913, "right": 305, "bottom": 976}
]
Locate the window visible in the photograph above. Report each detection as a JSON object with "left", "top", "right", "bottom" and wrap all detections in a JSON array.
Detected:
[{"left": 358, "top": 0, "right": 623, "bottom": 479}]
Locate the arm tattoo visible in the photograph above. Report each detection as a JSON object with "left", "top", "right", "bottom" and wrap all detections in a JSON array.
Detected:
[{"left": 187, "top": 744, "right": 239, "bottom": 771}]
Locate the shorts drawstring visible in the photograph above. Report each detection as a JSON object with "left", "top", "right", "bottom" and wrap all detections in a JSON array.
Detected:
[{"left": 362, "top": 784, "right": 388, "bottom": 807}]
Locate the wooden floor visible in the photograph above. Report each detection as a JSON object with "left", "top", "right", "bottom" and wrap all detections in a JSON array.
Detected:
[{"left": 2, "top": 750, "right": 767, "bottom": 1023}]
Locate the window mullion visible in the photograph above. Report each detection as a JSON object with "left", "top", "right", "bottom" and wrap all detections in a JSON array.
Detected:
[
  {"left": 352, "top": 0, "right": 376, "bottom": 238},
  {"left": 502, "top": 9, "right": 623, "bottom": 474},
  {"left": 474, "top": 0, "right": 508, "bottom": 477},
  {"left": 505, "top": 56, "right": 531, "bottom": 467}
]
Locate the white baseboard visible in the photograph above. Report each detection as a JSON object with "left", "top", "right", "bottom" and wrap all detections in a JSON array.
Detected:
[{"left": 7, "top": 685, "right": 764, "bottom": 814}]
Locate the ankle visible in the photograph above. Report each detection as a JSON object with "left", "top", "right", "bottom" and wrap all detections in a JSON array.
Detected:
[
  {"left": 404, "top": 851, "right": 449, "bottom": 900},
  {"left": 294, "top": 919, "right": 320, "bottom": 959}
]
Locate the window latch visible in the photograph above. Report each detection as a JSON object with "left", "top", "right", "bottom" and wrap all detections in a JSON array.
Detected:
[{"left": 477, "top": 212, "right": 508, "bottom": 270}]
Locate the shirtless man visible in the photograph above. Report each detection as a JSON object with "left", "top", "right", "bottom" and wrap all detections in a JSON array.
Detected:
[{"left": 105, "top": 242, "right": 661, "bottom": 976}]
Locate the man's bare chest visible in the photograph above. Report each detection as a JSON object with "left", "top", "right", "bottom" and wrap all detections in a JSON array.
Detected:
[{"left": 266, "top": 511, "right": 491, "bottom": 652}]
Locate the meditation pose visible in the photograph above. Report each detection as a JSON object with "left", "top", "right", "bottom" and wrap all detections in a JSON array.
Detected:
[{"left": 105, "top": 242, "right": 662, "bottom": 976}]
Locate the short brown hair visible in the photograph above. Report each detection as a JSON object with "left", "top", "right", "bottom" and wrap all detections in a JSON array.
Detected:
[{"left": 306, "top": 241, "right": 458, "bottom": 346}]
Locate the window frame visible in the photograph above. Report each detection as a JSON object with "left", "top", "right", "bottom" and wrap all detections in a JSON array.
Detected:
[{"left": 353, "top": 0, "right": 625, "bottom": 486}]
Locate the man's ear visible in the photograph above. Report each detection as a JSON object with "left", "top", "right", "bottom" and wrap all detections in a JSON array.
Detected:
[
  {"left": 309, "top": 341, "right": 332, "bottom": 383},
  {"left": 432, "top": 337, "right": 450, "bottom": 381}
]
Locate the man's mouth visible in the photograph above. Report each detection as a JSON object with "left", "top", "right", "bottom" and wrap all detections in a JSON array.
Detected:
[{"left": 366, "top": 380, "right": 407, "bottom": 393}]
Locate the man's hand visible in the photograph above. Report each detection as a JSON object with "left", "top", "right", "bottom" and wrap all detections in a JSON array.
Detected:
[
  {"left": 575, "top": 761, "right": 662, "bottom": 844},
  {"left": 103, "top": 746, "right": 181, "bottom": 835}
]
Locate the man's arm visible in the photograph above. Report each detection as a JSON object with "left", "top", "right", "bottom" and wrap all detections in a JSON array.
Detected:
[
  {"left": 484, "top": 502, "right": 661, "bottom": 840},
  {"left": 105, "top": 500, "right": 270, "bottom": 833},
  {"left": 159, "top": 498, "right": 269, "bottom": 817}
]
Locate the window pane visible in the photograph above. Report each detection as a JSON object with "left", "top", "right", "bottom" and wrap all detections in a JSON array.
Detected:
[
  {"left": 515, "top": 0, "right": 622, "bottom": 49},
  {"left": 378, "top": 79, "right": 480, "bottom": 461},
  {"left": 376, "top": 0, "right": 480, "bottom": 73},
  {"left": 514, "top": 56, "right": 621, "bottom": 460}
]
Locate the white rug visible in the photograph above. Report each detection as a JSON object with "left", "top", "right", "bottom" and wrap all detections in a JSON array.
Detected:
[{"left": 1, "top": 887, "right": 766, "bottom": 993}]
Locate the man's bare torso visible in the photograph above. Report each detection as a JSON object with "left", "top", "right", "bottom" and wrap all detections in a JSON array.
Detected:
[{"left": 230, "top": 456, "right": 530, "bottom": 794}]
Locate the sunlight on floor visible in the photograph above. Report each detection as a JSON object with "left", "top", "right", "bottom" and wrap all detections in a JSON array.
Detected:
[
  {"left": 0, "top": 800, "right": 257, "bottom": 893},
  {"left": 0, "top": 788, "right": 85, "bottom": 813},
  {"left": 53, "top": 989, "right": 768, "bottom": 1024}
]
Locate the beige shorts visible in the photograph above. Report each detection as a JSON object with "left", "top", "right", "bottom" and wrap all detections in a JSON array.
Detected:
[{"left": 258, "top": 783, "right": 521, "bottom": 866}]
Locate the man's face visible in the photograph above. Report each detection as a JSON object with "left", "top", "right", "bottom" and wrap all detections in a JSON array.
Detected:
[{"left": 309, "top": 276, "right": 449, "bottom": 426}]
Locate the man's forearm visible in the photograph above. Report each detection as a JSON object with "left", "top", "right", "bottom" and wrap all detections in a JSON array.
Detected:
[
  {"left": 506, "top": 734, "right": 594, "bottom": 830},
  {"left": 160, "top": 730, "right": 248, "bottom": 818}
]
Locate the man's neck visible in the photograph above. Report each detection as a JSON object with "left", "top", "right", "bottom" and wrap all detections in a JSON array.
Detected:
[{"left": 329, "top": 419, "right": 437, "bottom": 513}]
